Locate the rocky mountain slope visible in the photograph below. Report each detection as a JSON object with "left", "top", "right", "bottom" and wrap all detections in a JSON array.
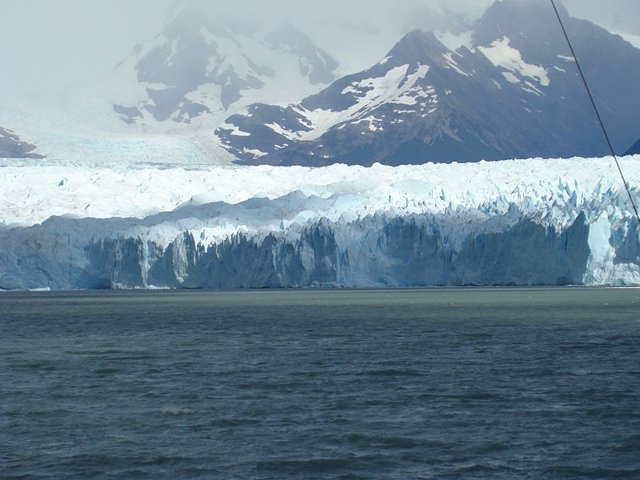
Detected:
[
  {"left": 216, "top": 0, "right": 640, "bottom": 165},
  {"left": 0, "top": 127, "right": 44, "bottom": 159},
  {"left": 625, "top": 138, "right": 640, "bottom": 156}
]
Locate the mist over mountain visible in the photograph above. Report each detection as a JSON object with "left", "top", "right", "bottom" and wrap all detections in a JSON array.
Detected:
[{"left": 111, "top": 1, "right": 339, "bottom": 130}]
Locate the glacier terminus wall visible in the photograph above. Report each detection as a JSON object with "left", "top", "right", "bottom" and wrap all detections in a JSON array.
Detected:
[{"left": 0, "top": 158, "right": 639, "bottom": 290}]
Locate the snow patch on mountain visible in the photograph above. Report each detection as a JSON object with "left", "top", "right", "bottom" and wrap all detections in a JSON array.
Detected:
[
  {"left": 478, "top": 36, "right": 550, "bottom": 88},
  {"left": 442, "top": 52, "right": 470, "bottom": 76},
  {"left": 222, "top": 61, "right": 437, "bottom": 152},
  {"left": 294, "top": 64, "right": 433, "bottom": 141}
]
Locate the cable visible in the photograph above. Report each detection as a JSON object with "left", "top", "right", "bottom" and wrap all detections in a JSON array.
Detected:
[{"left": 550, "top": 0, "right": 640, "bottom": 226}]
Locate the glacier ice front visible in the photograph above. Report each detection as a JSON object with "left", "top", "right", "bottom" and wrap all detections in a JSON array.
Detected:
[{"left": 0, "top": 157, "right": 639, "bottom": 289}]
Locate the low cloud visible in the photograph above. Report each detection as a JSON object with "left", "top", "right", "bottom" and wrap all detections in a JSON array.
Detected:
[{"left": 0, "top": 0, "right": 637, "bottom": 94}]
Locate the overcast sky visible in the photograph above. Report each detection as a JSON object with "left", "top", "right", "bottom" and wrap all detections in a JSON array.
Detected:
[{"left": 0, "top": 0, "right": 639, "bottom": 94}]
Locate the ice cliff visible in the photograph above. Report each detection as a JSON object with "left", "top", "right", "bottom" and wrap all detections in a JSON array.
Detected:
[{"left": 1, "top": 157, "right": 639, "bottom": 289}]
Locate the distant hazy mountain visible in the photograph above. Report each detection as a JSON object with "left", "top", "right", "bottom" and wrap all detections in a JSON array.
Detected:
[
  {"left": 216, "top": 0, "right": 640, "bottom": 165},
  {"left": 0, "top": 127, "right": 44, "bottom": 159},
  {"left": 112, "top": 0, "right": 338, "bottom": 129}
]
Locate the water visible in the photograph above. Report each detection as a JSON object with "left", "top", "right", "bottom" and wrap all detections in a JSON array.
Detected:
[{"left": 2, "top": 287, "right": 640, "bottom": 479}]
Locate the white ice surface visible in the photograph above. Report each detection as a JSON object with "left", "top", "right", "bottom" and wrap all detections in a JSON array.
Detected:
[{"left": 2, "top": 156, "right": 638, "bottom": 233}]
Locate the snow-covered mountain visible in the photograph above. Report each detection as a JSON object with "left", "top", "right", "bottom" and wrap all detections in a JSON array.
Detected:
[
  {"left": 112, "top": 0, "right": 338, "bottom": 131},
  {"left": 0, "top": 127, "right": 44, "bottom": 159},
  {"left": 1, "top": 157, "right": 639, "bottom": 289},
  {"left": 0, "top": 1, "right": 340, "bottom": 165},
  {"left": 216, "top": 0, "right": 640, "bottom": 165}
]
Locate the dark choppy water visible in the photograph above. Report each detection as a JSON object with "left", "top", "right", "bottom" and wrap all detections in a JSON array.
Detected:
[{"left": 2, "top": 287, "right": 640, "bottom": 479}]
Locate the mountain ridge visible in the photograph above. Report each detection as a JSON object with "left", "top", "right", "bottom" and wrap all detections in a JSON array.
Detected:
[
  {"left": 626, "top": 138, "right": 640, "bottom": 156},
  {"left": 215, "top": 0, "right": 640, "bottom": 165}
]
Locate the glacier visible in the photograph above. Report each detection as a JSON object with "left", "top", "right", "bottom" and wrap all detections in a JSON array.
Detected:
[{"left": 1, "top": 157, "right": 639, "bottom": 290}]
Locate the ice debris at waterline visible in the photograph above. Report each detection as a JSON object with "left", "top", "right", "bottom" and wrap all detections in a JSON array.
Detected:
[{"left": 1, "top": 157, "right": 639, "bottom": 289}]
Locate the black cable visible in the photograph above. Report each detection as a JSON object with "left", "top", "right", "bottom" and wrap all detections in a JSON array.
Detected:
[{"left": 550, "top": 0, "right": 640, "bottom": 225}]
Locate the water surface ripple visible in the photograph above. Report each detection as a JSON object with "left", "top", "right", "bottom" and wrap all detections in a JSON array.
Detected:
[{"left": 2, "top": 287, "right": 640, "bottom": 479}]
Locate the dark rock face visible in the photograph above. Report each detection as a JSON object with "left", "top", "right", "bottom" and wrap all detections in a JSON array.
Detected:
[
  {"left": 625, "top": 138, "right": 640, "bottom": 156},
  {"left": 216, "top": 0, "right": 640, "bottom": 166},
  {"left": 0, "top": 127, "right": 44, "bottom": 159}
]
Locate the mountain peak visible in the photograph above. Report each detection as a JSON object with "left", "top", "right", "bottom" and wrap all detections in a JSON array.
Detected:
[
  {"left": 387, "top": 30, "right": 449, "bottom": 64},
  {"left": 473, "top": 0, "right": 569, "bottom": 47},
  {"left": 215, "top": 0, "right": 640, "bottom": 166}
]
